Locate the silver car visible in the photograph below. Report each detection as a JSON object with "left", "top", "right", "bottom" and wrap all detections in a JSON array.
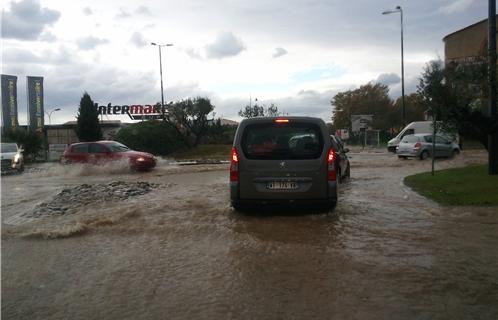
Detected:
[
  {"left": 396, "top": 134, "right": 460, "bottom": 160},
  {"left": 230, "top": 117, "right": 338, "bottom": 210},
  {"left": 1, "top": 143, "right": 24, "bottom": 173}
]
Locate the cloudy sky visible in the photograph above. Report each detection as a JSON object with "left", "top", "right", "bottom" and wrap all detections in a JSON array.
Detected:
[{"left": 1, "top": 0, "right": 489, "bottom": 124}]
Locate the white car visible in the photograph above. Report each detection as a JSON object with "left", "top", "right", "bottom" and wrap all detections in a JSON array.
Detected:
[
  {"left": 387, "top": 121, "right": 458, "bottom": 152},
  {"left": 396, "top": 134, "right": 460, "bottom": 160},
  {"left": 1, "top": 143, "right": 24, "bottom": 173}
]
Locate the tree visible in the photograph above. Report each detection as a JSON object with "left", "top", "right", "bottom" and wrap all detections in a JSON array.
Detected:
[
  {"left": 76, "top": 92, "right": 102, "bottom": 141},
  {"left": 265, "top": 103, "right": 280, "bottom": 116},
  {"left": 238, "top": 104, "right": 264, "bottom": 118},
  {"left": 167, "top": 97, "right": 215, "bottom": 147},
  {"left": 417, "top": 59, "right": 497, "bottom": 151},
  {"left": 204, "top": 119, "right": 237, "bottom": 144},
  {"left": 238, "top": 103, "right": 281, "bottom": 118},
  {"left": 331, "top": 83, "right": 394, "bottom": 131},
  {"left": 115, "top": 120, "right": 184, "bottom": 155},
  {"left": 3, "top": 128, "right": 43, "bottom": 161},
  {"left": 390, "top": 93, "right": 427, "bottom": 131}
]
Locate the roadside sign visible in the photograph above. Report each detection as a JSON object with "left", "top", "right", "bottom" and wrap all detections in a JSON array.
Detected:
[
  {"left": 351, "top": 115, "right": 373, "bottom": 133},
  {"left": 335, "top": 129, "right": 349, "bottom": 140}
]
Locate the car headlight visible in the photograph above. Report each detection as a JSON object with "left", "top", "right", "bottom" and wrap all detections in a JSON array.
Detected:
[
  {"left": 136, "top": 157, "right": 146, "bottom": 162},
  {"left": 14, "top": 153, "right": 21, "bottom": 163}
]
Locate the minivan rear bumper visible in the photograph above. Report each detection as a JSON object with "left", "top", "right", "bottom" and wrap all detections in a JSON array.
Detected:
[{"left": 230, "top": 181, "right": 337, "bottom": 208}]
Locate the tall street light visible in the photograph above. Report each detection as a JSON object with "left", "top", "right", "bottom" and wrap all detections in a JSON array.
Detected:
[
  {"left": 151, "top": 42, "right": 173, "bottom": 121},
  {"left": 45, "top": 107, "right": 61, "bottom": 125},
  {"left": 382, "top": 5, "right": 405, "bottom": 124}
]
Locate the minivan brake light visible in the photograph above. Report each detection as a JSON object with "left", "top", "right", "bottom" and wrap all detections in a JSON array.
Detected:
[
  {"left": 274, "top": 119, "right": 289, "bottom": 123},
  {"left": 230, "top": 147, "right": 239, "bottom": 182},
  {"left": 327, "top": 148, "right": 336, "bottom": 181}
]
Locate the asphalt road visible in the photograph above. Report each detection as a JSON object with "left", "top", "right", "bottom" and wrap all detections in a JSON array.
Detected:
[{"left": 2, "top": 150, "right": 497, "bottom": 320}]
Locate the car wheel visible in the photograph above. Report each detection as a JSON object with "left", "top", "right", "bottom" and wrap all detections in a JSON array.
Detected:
[
  {"left": 17, "top": 164, "right": 24, "bottom": 173},
  {"left": 344, "top": 164, "right": 350, "bottom": 179},
  {"left": 327, "top": 201, "right": 337, "bottom": 212},
  {"left": 328, "top": 181, "right": 338, "bottom": 212},
  {"left": 231, "top": 201, "right": 243, "bottom": 212},
  {"left": 420, "top": 151, "right": 429, "bottom": 160},
  {"left": 452, "top": 149, "right": 459, "bottom": 158},
  {"left": 336, "top": 168, "right": 341, "bottom": 183}
]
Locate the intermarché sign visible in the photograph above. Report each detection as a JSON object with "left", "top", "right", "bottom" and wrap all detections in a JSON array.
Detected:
[{"left": 97, "top": 103, "right": 168, "bottom": 120}]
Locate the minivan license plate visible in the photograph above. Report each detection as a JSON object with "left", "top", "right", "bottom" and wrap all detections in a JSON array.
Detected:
[{"left": 267, "top": 181, "right": 298, "bottom": 190}]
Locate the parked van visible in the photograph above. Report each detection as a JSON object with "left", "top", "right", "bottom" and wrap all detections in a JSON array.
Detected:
[
  {"left": 230, "top": 117, "right": 338, "bottom": 211},
  {"left": 387, "top": 121, "right": 458, "bottom": 152}
]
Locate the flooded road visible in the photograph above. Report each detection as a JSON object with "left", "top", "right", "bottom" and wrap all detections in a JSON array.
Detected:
[{"left": 2, "top": 150, "right": 497, "bottom": 319}]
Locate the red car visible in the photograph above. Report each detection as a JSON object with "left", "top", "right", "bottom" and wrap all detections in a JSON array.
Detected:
[{"left": 61, "top": 141, "right": 156, "bottom": 171}]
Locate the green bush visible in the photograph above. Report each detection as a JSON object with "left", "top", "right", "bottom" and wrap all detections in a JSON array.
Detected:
[
  {"left": 203, "top": 122, "right": 237, "bottom": 144},
  {"left": 3, "top": 128, "right": 43, "bottom": 162},
  {"left": 115, "top": 121, "right": 185, "bottom": 156}
]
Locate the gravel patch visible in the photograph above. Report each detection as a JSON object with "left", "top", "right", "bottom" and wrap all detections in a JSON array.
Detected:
[{"left": 24, "top": 181, "right": 159, "bottom": 218}]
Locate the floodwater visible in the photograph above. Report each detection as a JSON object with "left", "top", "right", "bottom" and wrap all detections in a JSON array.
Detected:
[{"left": 2, "top": 150, "right": 497, "bottom": 320}]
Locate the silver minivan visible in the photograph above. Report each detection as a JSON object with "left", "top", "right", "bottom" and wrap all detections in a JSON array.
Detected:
[{"left": 230, "top": 117, "right": 338, "bottom": 210}]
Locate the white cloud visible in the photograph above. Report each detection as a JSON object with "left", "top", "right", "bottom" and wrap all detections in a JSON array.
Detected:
[
  {"left": 130, "top": 32, "right": 147, "bottom": 47},
  {"left": 272, "top": 47, "right": 288, "bottom": 59},
  {"left": 76, "top": 36, "right": 110, "bottom": 50},
  {"left": 1, "top": 0, "right": 60, "bottom": 40},
  {"left": 214, "top": 89, "right": 336, "bottom": 122},
  {"left": 439, "top": 0, "right": 475, "bottom": 15},
  {"left": 83, "top": 6, "right": 93, "bottom": 16},
  {"left": 205, "top": 31, "right": 246, "bottom": 59},
  {"left": 115, "top": 6, "right": 152, "bottom": 19},
  {"left": 185, "top": 47, "right": 203, "bottom": 60},
  {"left": 376, "top": 73, "right": 400, "bottom": 86},
  {"left": 39, "top": 31, "right": 57, "bottom": 42},
  {"left": 1, "top": 0, "right": 486, "bottom": 123},
  {"left": 136, "top": 6, "right": 152, "bottom": 16},
  {"left": 115, "top": 8, "right": 131, "bottom": 19}
]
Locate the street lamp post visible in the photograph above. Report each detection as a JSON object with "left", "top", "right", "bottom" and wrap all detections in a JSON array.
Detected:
[
  {"left": 45, "top": 108, "right": 61, "bottom": 125},
  {"left": 44, "top": 107, "right": 60, "bottom": 161},
  {"left": 151, "top": 42, "right": 173, "bottom": 121},
  {"left": 383, "top": 5, "right": 405, "bottom": 124}
]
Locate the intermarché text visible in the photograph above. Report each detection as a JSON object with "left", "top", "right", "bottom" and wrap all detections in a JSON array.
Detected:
[{"left": 96, "top": 103, "right": 168, "bottom": 115}]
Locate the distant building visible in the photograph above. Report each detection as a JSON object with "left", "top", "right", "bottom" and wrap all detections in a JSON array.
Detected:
[
  {"left": 218, "top": 118, "right": 239, "bottom": 126},
  {"left": 46, "top": 120, "right": 127, "bottom": 145},
  {"left": 443, "top": 15, "right": 498, "bottom": 64},
  {"left": 208, "top": 118, "right": 239, "bottom": 126}
]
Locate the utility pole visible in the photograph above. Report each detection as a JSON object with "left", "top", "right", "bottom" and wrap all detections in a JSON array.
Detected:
[
  {"left": 151, "top": 42, "right": 173, "bottom": 121},
  {"left": 489, "top": 0, "right": 497, "bottom": 175},
  {"left": 382, "top": 6, "right": 405, "bottom": 124}
]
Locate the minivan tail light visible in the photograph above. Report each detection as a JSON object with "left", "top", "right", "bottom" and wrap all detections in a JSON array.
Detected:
[
  {"left": 327, "top": 148, "right": 336, "bottom": 181},
  {"left": 274, "top": 119, "right": 289, "bottom": 123},
  {"left": 230, "top": 147, "right": 239, "bottom": 182}
]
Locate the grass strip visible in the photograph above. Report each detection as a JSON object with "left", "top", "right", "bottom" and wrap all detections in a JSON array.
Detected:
[{"left": 404, "top": 165, "right": 498, "bottom": 206}]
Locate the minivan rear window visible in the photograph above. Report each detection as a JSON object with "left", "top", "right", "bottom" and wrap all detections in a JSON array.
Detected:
[{"left": 241, "top": 123, "right": 323, "bottom": 160}]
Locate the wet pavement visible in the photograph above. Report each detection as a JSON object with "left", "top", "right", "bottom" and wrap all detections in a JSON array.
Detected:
[{"left": 2, "top": 150, "right": 497, "bottom": 319}]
